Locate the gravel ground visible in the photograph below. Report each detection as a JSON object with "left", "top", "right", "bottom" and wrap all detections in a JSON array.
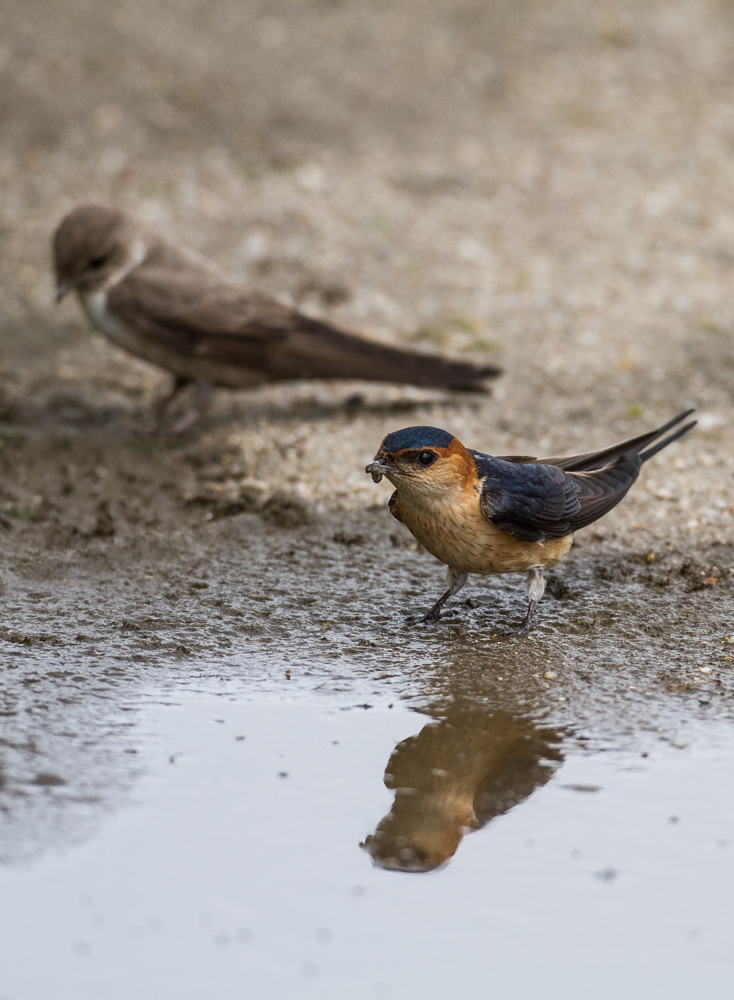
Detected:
[{"left": 1, "top": 0, "right": 734, "bottom": 857}]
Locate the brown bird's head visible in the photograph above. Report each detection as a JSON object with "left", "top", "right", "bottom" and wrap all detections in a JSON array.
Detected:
[
  {"left": 365, "top": 425, "right": 476, "bottom": 503},
  {"left": 53, "top": 205, "right": 147, "bottom": 301}
]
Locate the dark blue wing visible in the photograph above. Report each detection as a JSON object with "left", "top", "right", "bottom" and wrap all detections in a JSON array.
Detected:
[
  {"left": 472, "top": 451, "right": 649, "bottom": 541},
  {"left": 472, "top": 453, "right": 581, "bottom": 543},
  {"left": 476, "top": 412, "right": 696, "bottom": 541}
]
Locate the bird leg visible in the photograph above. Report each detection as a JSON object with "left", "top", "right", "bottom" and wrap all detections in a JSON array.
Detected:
[
  {"left": 410, "top": 567, "right": 468, "bottom": 624},
  {"left": 494, "top": 567, "right": 545, "bottom": 638},
  {"left": 170, "top": 379, "right": 213, "bottom": 436},
  {"left": 154, "top": 374, "right": 191, "bottom": 430},
  {"left": 153, "top": 375, "right": 191, "bottom": 420}
]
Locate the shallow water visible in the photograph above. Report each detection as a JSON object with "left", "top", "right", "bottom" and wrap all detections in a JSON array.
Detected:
[
  {"left": 1, "top": 509, "right": 733, "bottom": 999},
  {"left": 2, "top": 667, "right": 734, "bottom": 1000}
]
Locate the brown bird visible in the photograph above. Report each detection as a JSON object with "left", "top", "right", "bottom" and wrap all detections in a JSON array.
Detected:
[
  {"left": 366, "top": 411, "right": 696, "bottom": 635},
  {"left": 53, "top": 205, "right": 500, "bottom": 433}
]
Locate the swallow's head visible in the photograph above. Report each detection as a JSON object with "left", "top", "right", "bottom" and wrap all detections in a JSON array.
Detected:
[
  {"left": 366, "top": 426, "right": 475, "bottom": 503},
  {"left": 361, "top": 797, "right": 466, "bottom": 874},
  {"left": 53, "top": 204, "right": 147, "bottom": 301}
]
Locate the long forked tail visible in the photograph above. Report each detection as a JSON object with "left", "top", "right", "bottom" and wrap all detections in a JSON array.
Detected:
[
  {"left": 281, "top": 314, "right": 501, "bottom": 390},
  {"left": 543, "top": 409, "right": 696, "bottom": 472},
  {"left": 562, "top": 411, "right": 697, "bottom": 533},
  {"left": 638, "top": 412, "right": 697, "bottom": 463}
]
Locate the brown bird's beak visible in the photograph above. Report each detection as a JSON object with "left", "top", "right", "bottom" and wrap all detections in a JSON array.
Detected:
[
  {"left": 365, "top": 459, "right": 398, "bottom": 483},
  {"left": 55, "top": 281, "right": 72, "bottom": 304}
]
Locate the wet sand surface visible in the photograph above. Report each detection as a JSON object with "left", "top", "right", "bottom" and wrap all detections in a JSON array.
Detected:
[{"left": 1, "top": 0, "right": 734, "bottom": 996}]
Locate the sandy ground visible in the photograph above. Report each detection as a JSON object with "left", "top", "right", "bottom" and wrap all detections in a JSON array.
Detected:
[
  {"left": 1, "top": 0, "right": 733, "bottom": 529},
  {"left": 0, "top": 0, "right": 734, "bottom": 858}
]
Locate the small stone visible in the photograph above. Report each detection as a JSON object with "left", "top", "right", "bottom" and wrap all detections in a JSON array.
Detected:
[
  {"left": 595, "top": 867, "right": 617, "bottom": 882},
  {"left": 33, "top": 772, "right": 66, "bottom": 786},
  {"left": 544, "top": 670, "right": 557, "bottom": 680}
]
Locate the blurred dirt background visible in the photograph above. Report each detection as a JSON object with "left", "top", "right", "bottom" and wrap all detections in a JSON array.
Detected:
[
  {"left": 1, "top": 0, "right": 734, "bottom": 856},
  {"left": 1, "top": 0, "right": 733, "bottom": 529}
]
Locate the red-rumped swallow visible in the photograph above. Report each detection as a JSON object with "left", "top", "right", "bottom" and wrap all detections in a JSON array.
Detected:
[
  {"left": 53, "top": 205, "right": 500, "bottom": 433},
  {"left": 366, "top": 410, "right": 696, "bottom": 635}
]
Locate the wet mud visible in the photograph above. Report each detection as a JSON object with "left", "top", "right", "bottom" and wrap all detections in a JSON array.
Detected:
[{"left": 1, "top": 466, "right": 732, "bottom": 863}]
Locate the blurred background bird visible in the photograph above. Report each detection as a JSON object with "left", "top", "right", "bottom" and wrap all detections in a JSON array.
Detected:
[
  {"left": 53, "top": 205, "right": 501, "bottom": 434},
  {"left": 366, "top": 410, "right": 697, "bottom": 635}
]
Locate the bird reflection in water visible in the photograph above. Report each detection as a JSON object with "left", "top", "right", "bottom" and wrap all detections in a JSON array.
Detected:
[{"left": 362, "top": 707, "right": 563, "bottom": 873}]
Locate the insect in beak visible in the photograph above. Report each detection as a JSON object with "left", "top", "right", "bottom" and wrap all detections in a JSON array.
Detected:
[{"left": 365, "top": 460, "right": 398, "bottom": 483}]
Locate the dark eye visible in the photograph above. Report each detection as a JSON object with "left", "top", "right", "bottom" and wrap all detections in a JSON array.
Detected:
[
  {"left": 417, "top": 451, "right": 435, "bottom": 466},
  {"left": 88, "top": 255, "right": 107, "bottom": 269}
]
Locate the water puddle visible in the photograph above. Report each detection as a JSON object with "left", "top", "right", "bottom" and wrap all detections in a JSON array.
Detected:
[{"left": 2, "top": 686, "right": 733, "bottom": 999}]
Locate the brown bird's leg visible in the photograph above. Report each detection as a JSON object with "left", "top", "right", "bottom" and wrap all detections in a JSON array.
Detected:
[
  {"left": 494, "top": 567, "right": 545, "bottom": 638},
  {"left": 410, "top": 567, "right": 468, "bottom": 625},
  {"left": 170, "top": 379, "right": 213, "bottom": 436},
  {"left": 154, "top": 375, "right": 191, "bottom": 431}
]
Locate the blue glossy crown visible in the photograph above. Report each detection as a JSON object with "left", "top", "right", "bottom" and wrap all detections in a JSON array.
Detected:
[{"left": 381, "top": 426, "right": 454, "bottom": 453}]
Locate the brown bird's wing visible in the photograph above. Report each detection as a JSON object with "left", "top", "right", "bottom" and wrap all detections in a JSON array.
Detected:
[{"left": 108, "top": 266, "right": 500, "bottom": 389}]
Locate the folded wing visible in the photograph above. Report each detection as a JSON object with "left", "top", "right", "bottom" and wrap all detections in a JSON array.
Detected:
[
  {"left": 108, "top": 266, "right": 500, "bottom": 389},
  {"left": 475, "top": 456, "right": 582, "bottom": 542},
  {"left": 476, "top": 410, "right": 696, "bottom": 541}
]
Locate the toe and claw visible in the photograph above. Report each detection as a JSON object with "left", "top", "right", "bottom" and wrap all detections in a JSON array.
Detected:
[
  {"left": 408, "top": 567, "right": 546, "bottom": 638},
  {"left": 491, "top": 602, "right": 538, "bottom": 638}
]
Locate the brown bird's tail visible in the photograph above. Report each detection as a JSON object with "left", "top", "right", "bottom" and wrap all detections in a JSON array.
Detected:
[{"left": 282, "top": 315, "right": 501, "bottom": 390}]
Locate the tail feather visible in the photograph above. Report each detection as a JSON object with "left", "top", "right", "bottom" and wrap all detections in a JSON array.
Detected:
[
  {"left": 281, "top": 315, "right": 500, "bottom": 390},
  {"left": 541, "top": 409, "right": 695, "bottom": 471},
  {"left": 638, "top": 418, "right": 697, "bottom": 464},
  {"left": 564, "top": 411, "right": 696, "bottom": 532}
]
